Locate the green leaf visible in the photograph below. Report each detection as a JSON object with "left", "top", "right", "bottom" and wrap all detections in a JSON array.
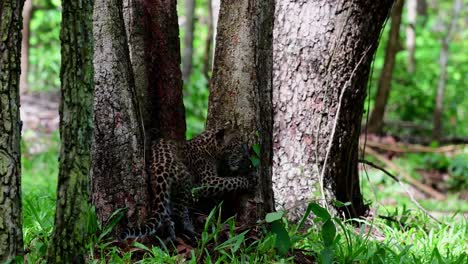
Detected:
[
  {"left": 296, "top": 202, "right": 316, "bottom": 232},
  {"left": 231, "top": 232, "right": 245, "bottom": 253},
  {"left": 320, "top": 247, "right": 334, "bottom": 264},
  {"left": 271, "top": 220, "right": 291, "bottom": 256},
  {"left": 266, "top": 211, "right": 284, "bottom": 223},
  {"left": 257, "top": 234, "right": 276, "bottom": 253},
  {"left": 309, "top": 203, "right": 331, "bottom": 221},
  {"left": 132, "top": 241, "right": 152, "bottom": 253},
  {"left": 250, "top": 156, "right": 260, "bottom": 168},
  {"left": 215, "top": 230, "right": 249, "bottom": 253},
  {"left": 321, "top": 219, "right": 336, "bottom": 247},
  {"left": 252, "top": 144, "right": 261, "bottom": 157}
]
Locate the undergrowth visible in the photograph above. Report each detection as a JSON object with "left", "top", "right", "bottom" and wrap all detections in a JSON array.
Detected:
[{"left": 21, "top": 135, "right": 467, "bottom": 263}]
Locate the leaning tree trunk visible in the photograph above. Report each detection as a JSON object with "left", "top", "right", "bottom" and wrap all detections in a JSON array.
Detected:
[
  {"left": 273, "top": 0, "right": 393, "bottom": 220},
  {"left": 0, "top": 0, "right": 25, "bottom": 261},
  {"left": 206, "top": 0, "right": 275, "bottom": 223},
  {"left": 368, "top": 0, "right": 404, "bottom": 134},
  {"left": 123, "top": 0, "right": 185, "bottom": 142},
  {"left": 46, "top": 0, "right": 94, "bottom": 262},
  {"left": 92, "top": 0, "right": 149, "bottom": 228}
]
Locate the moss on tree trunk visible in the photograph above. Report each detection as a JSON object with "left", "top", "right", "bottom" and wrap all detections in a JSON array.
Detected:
[{"left": 46, "top": 0, "right": 94, "bottom": 262}]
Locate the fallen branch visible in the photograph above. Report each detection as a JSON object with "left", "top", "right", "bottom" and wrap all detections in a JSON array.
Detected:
[
  {"left": 362, "top": 147, "right": 446, "bottom": 200},
  {"left": 359, "top": 158, "right": 443, "bottom": 224},
  {"left": 361, "top": 140, "right": 466, "bottom": 154},
  {"left": 358, "top": 159, "right": 398, "bottom": 182}
]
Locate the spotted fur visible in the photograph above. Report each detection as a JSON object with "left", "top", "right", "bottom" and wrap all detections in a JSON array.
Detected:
[{"left": 119, "top": 124, "right": 256, "bottom": 242}]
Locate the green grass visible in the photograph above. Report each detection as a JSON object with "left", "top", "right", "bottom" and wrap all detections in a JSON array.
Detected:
[
  {"left": 20, "top": 133, "right": 467, "bottom": 263},
  {"left": 21, "top": 132, "right": 59, "bottom": 263}
]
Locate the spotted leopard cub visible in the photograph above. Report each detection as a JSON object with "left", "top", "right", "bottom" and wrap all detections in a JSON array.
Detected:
[{"left": 119, "top": 124, "right": 256, "bottom": 242}]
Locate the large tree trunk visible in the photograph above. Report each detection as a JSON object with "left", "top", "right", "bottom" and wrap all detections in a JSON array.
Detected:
[
  {"left": 92, "top": 0, "right": 149, "bottom": 227},
  {"left": 46, "top": 0, "right": 94, "bottom": 262},
  {"left": 432, "top": 0, "right": 462, "bottom": 141},
  {"left": 368, "top": 0, "right": 405, "bottom": 134},
  {"left": 0, "top": 0, "right": 25, "bottom": 261},
  {"left": 123, "top": 0, "right": 185, "bottom": 142},
  {"left": 182, "top": 0, "right": 195, "bottom": 81},
  {"left": 273, "top": 0, "right": 393, "bottom": 220},
  {"left": 19, "top": 0, "right": 32, "bottom": 94},
  {"left": 206, "top": 0, "right": 275, "bottom": 222}
]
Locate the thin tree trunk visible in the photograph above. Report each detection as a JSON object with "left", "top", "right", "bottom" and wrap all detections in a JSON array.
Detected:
[
  {"left": 123, "top": 0, "right": 150, "bottom": 141},
  {"left": 203, "top": 0, "right": 213, "bottom": 79},
  {"left": 207, "top": 0, "right": 275, "bottom": 223},
  {"left": 0, "top": 0, "right": 25, "bottom": 261},
  {"left": 123, "top": 0, "right": 185, "bottom": 142},
  {"left": 406, "top": 0, "right": 417, "bottom": 73},
  {"left": 46, "top": 0, "right": 94, "bottom": 262},
  {"left": 432, "top": 0, "right": 462, "bottom": 141},
  {"left": 19, "top": 0, "right": 32, "bottom": 94},
  {"left": 182, "top": 0, "right": 195, "bottom": 81},
  {"left": 368, "top": 0, "right": 405, "bottom": 134},
  {"left": 273, "top": 0, "right": 393, "bottom": 220},
  {"left": 92, "top": 0, "right": 149, "bottom": 227},
  {"left": 211, "top": 0, "right": 220, "bottom": 66}
]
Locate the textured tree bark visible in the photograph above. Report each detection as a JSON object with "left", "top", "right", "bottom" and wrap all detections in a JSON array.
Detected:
[
  {"left": 432, "top": 0, "right": 462, "bottom": 141},
  {"left": 0, "top": 0, "right": 25, "bottom": 261},
  {"left": 206, "top": 0, "right": 275, "bottom": 222},
  {"left": 182, "top": 0, "right": 195, "bottom": 81},
  {"left": 46, "top": 0, "right": 94, "bottom": 262},
  {"left": 19, "top": 0, "right": 32, "bottom": 94},
  {"left": 273, "top": 0, "right": 393, "bottom": 220},
  {"left": 123, "top": 0, "right": 150, "bottom": 141},
  {"left": 92, "top": 0, "right": 149, "bottom": 227},
  {"left": 368, "top": 0, "right": 404, "bottom": 134},
  {"left": 123, "top": 0, "right": 185, "bottom": 142}
]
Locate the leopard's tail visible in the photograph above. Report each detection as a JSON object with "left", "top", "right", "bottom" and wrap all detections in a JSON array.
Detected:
[{"left": 119, "top": 217, "right": 160, "bottom": 241}]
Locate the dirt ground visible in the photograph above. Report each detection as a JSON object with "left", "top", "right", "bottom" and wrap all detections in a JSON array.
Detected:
[{"left": 20, "top": 91, "right": 60, "bottom": 153}]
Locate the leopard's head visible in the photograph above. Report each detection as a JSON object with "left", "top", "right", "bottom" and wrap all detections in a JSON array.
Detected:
[
  {"left": 220, "top": 141, "right": 252, "bottom": 174},
  {"left": 213, "top": 123, "right": 254, "bottom": 176},
  {"left": 190, "top": 121, "right": 254, "bottom": 175}
]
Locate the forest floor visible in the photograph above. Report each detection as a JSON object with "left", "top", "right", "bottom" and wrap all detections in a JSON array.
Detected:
[
  {"left": 20, "top": 91, "right": 60, "bottom": 153},
  {"left": 19, "top": 91, "right": 467, "bottom": 263}
]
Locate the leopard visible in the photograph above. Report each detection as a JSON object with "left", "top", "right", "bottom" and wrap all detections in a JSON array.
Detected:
[{"left": 119, "top": 123, "right": 256, "bottom": 242}]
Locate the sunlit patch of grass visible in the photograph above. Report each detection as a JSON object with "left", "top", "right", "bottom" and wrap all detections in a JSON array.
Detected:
[
  {"left": 21, "top": 131, "right": 59, "bottom": 263},
  {"left": 20, "top": 131, "right": 467, "bottom": 263},
  {"left": 22, "top": 131, "right": 59, "bottom": 194}
]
